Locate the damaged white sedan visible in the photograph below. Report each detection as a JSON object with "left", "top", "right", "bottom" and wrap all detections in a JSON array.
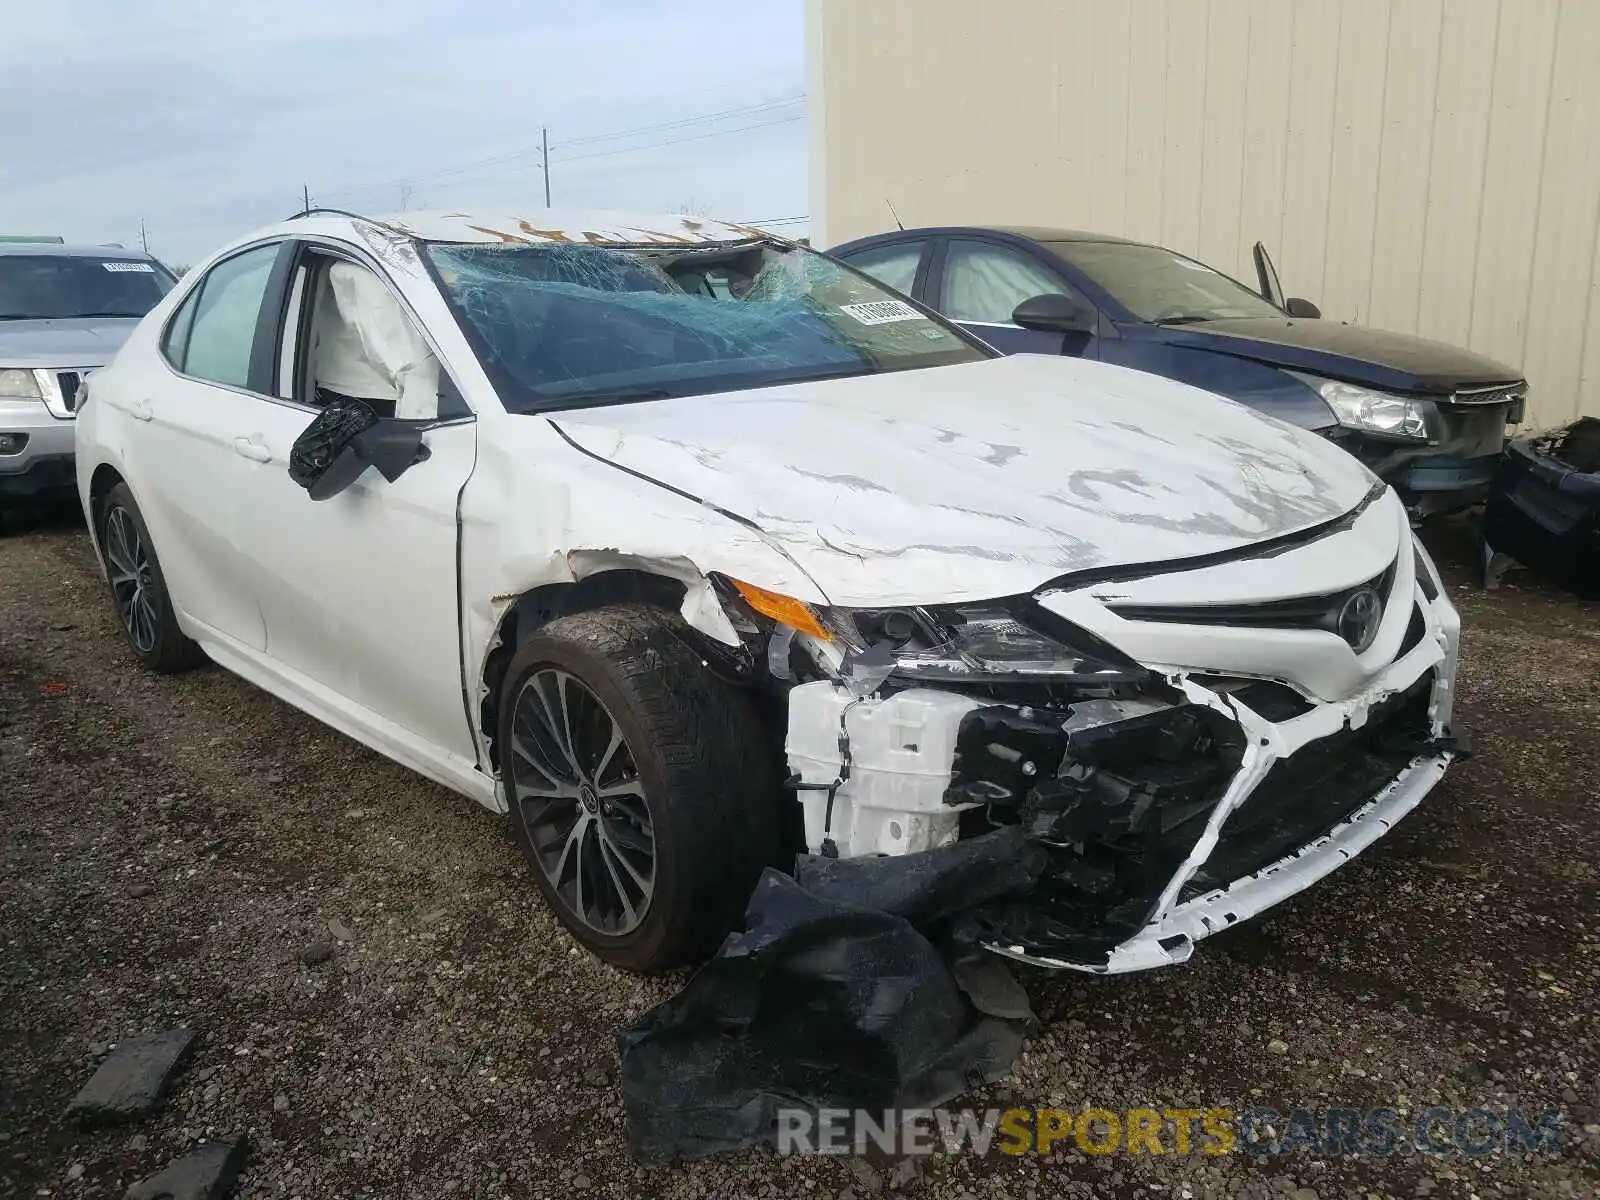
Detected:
[{"left": 74, "top": 209, "right": 1465, "bottom": 973}]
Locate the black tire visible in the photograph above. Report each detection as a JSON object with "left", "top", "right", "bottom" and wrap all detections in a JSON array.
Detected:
[
  {"left": 499, "top": 603, "right": 780, "bottom": 972},
  {"left": 96, "top": 483, "right": 207, "bottom": 674}
]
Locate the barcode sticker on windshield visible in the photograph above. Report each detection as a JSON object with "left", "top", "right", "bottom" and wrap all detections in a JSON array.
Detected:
[
  {"left": 103, "top": 261, "right": 153, "bottom": 272},
  {"left": 840, "top": 299, "right": 924, "bottom": 325}
]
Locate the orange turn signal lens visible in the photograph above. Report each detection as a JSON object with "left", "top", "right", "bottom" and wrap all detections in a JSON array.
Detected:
[{"left": 730, "top": 579, "right": 832, "bottom": 640}]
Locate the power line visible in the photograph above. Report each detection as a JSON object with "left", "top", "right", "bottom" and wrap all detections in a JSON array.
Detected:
[
  {"left": 549, "top": 93, "right": 804, "bottom": 150},
  {"left": 319, "top": 93, "right": 806, "bottom": 204},
  {"left": 741, "top": 215, "right": 809, "bottom": 226},
  {"left": 550, "top": 112, "right": 804, "bottom": 166}
]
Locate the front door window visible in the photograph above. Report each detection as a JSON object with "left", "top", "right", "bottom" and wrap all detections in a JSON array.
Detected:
[{"left": 939, "top": 241, "right": 1068, "bottom": 324}]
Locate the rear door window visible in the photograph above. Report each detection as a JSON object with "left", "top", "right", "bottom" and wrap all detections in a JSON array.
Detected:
[{"left": 164, "top": 244, "right": 280, "bottom": 389}]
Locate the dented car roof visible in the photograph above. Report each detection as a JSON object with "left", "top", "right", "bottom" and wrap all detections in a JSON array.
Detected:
[{"left": 369, "top": 209, "right": 766, "bottom": 247}]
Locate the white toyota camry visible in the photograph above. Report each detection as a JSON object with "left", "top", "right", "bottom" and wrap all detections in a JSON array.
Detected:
[{"left": 74, "top": 209, "right": 1465, "bottom": 973}]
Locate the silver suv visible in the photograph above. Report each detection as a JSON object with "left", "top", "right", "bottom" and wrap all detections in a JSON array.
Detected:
[{"left": 0, "top": 242, "right": 177, "bottom": 523}]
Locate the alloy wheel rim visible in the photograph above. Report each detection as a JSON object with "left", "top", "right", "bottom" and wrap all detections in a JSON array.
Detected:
[
  {"left": 508, "top": 668, "right": 656, "bottom": 936},
  {"left": 103, "top": 506, "right": 158, "bottom": 654}
]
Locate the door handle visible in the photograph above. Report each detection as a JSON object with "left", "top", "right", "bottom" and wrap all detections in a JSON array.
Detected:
[
  {"left": 130, "top": 398, "right": 153, "bottom": 422},
  {"left": 231, "top": 436, "right": 272, "bottom": 463}
]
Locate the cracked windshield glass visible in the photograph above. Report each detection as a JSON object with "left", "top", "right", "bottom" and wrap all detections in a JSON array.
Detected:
[{"left": 426, "top": 238, "right": 985, "bottom": 411}]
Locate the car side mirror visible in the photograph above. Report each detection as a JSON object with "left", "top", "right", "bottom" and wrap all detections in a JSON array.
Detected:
[
  {"left": 1284, "top": 297, "right": 1321, "bottom": 319},
  {"left": 288, "top": 398, "right": 431, "bottom": 501},
  {"left": 1012, "top": 292, "right": 1096, "bottom": 335}
]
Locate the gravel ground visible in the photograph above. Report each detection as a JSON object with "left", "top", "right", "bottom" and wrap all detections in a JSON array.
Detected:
[{"left": 1, "top": 506, "right": 1597, "bottom": 1200}]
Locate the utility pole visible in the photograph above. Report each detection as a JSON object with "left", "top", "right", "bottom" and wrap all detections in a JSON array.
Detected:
[
  {"left": 541, "top": 127, "right": 550, "bottom": 207},
  {"left": 302, "top": 183, "right": 311, "bottom": 214},
  {"left": 139, "top": 220, "right": 149, "bottom": 254}
]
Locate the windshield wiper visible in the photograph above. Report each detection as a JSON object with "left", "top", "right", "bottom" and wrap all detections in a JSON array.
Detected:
[
  {"left": 69, "top": 311, "right": 148, "bottom": 319},
  {"left": 1152, "top": 314, "right": 1215, "bottom": 326}
]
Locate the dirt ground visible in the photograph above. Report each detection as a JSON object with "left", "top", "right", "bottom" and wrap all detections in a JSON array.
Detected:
[{"left": 1, "top": 505, "right": 1597, "bottom": 1200}]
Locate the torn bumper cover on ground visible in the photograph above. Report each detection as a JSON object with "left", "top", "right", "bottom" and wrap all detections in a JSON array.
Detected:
[{"left": 617, "top": 828, "right": 1046, "bottom": 1164}]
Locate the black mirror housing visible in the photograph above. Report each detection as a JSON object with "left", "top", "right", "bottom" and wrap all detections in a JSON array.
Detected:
[
  {"left": 289, "top": 399, "right": 379, "bottom": 500},
  {"left": 1285, "top": 297, "right": 1322, "bottom": 319},
  {"left": 288, "top": 399, "right": 431, "bottom": 501},
  {"left": 1012, "top": 292, "right": 1096, "bottom": 335}
]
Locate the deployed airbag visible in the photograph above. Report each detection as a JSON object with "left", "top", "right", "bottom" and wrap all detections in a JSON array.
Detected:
[{"left": 312, "top": 262, "right": 441, "bottom": 419}]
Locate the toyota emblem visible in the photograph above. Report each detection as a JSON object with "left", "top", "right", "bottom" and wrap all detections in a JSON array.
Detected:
[{"left": 1337, "top": 587, "right": 1383, "bottom": 653}]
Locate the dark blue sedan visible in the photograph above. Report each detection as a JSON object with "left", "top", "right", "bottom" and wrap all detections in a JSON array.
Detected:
[{"left": 829, "top": 226, "right": 1528, "bottom": 518}]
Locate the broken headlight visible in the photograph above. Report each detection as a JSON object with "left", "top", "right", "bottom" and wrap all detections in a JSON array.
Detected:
[
  {"left": 721, "top": 578, "right": 1146, "bottom": 688},
  {"left": 829, "top": 604, "right": 1146, "bottom": 686}
]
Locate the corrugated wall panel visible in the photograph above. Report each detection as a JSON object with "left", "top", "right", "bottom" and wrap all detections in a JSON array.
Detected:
[
  {"left": 1366, "top": 0, "right": 1445, "bottom": 333},
  {"left": 1195, "top": 0, "right": 1252, "bottom": 267},
  {"left": 1321, "top": 0, "right": 1391, "bottom": 323},
  {"left": 1525, "top": 0, "right": 1600, "bottom": 424},
  {"left": 1414, "top": 0, "right": 1500, "bottom": 351},
  {"left": 1236, "top": 2, "right": 1293, "bottom": 270},
  {"left": 1158, "top": 2, "right": 1208, "bottom": 255},
  {"left": 1123, "top": 0, "right": 1169, "bottom": 243},
  {"left": 1467, "top": 2, "right": 1560, "bottom": 387},
  {"left": 1278, "top": 3, "right": 1343, "bottom": 304},
  {"left": 810, "top": 0, "right": 1600, "bottom": 425}
]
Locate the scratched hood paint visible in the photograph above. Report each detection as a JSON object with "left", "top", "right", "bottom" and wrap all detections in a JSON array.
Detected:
[{"left": 550, "top": 354, "right": 1377, "bottom": 606}]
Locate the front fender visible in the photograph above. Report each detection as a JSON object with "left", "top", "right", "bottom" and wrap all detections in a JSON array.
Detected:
[
  {"left": 459, "top": 418, "right": 828, "bottom": 783},
  {"left": 1101, "top": 336, "right": 1338, "bottom": 431}
]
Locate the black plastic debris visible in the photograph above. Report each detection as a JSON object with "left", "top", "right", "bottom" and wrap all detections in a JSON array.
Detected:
[
  {"left": 617, "top": 828, "right": 1048, "bottom": 1163},
  {"left": 1482, "top": 417, "right": 1600, "bottom": 599}
]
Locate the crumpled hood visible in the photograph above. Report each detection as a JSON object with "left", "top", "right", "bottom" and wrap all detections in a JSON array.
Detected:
[
  {"left": 0, "top": 318, "right": 140, "bottom": 368},
  {"left": 551, "top": 354, "right": 1377, "bottom": 606}
]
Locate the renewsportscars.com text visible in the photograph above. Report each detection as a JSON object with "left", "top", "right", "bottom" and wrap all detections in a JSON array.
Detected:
[{"left": 776, "top": 1106, "right": 1565, "bottom": 1158}]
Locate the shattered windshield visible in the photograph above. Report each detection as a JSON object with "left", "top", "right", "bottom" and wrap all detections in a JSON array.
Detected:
[
  {"left": 0, "top": 254, "right": 175, "bottom": 320},
  {"left": 424, "top": 238, "right": 988, "bottom": 411}
]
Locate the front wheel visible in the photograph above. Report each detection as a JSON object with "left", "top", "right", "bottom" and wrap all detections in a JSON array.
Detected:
[
  {"left": 97, "top": 483, "right": 207, "bottom": 673},
  {"left": 499, "top": 603, "right": 780, "bottom": 972}
]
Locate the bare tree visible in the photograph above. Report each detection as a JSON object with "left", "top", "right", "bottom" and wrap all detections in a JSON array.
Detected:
[{"left": 676, "top": 196, "right": 713, "bottom": 218}]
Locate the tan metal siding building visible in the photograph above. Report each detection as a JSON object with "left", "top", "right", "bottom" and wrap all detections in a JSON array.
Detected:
[{"left": 807, "top": 0, "right": 1600, "bottom": 427}]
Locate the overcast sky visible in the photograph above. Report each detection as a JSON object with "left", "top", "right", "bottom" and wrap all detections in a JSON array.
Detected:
[{"left": 0, "top": 0, "right": 808, "bottom": 265}]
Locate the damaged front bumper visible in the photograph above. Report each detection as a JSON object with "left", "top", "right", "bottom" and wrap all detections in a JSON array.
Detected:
[
  {"left": 783, "top": 528, "right": 1464, "bottom": 974},
  {"left": 994, "top": 744, "right": 1452, "bottom": 972}
]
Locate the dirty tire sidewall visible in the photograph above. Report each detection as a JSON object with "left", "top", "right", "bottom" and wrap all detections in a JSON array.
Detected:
[
  {"left": 97, "top": 483, "right": 207, "bottom": 674},
  {"left": 500, "top": 603, "right": 779, "bottom": 973}
]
